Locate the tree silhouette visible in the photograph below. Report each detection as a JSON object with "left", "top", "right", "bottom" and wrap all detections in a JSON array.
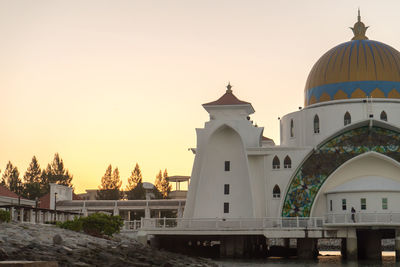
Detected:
[
  {"left": 97, "top": 165, "right": 122, "bottom": 200},
  {"left": 41, "top": 153, "right": 73, "bottom": 194},
  {"left": 2, "top": 161, "right": 21, "bottom": 195},
  {"left": 22, "top": 156, "right": 42, "bottom": 200},
  {"left": 154, "top": 169, "right": 171, "bottom": 199},
  {"left": 126, "top": 163, "right": 146, "bottom": 200}
]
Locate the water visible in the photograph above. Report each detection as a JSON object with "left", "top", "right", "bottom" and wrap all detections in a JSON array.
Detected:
[{"left": 215, "top": 252, "right": 399, "bottom": 266}]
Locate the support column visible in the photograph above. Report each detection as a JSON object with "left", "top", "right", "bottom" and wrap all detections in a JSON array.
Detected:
[
  {"left": 82, "top": 208, "right": 88, "bottom": 217},
  {"left": 177, "top": 206, "right": 183, "bottom": 218},
  {"left": 297, "top": 238, "right": 318, "bottom": 259},
  {"left": 357, "top": 230, "right": 381, "bottom": 260},
  {"left": 234, "top": 236, "right": 245, "bottom": 258},
  {"left": 37, "top": 211, "right": 42, "bottom": 223},
  {"left": 145, "top": 207, "right": 150, "bottom": 218},
  {"left": 341, "top": 238, "right": 347, "bottom": 259},
  {"left": 396, "top": 229, "right": 400, "bottom": 262},
  {"left": 10, "top": 207, "right": 14, "bottom": 221},
  {"left": 19, "top": 208, "right": 24, "bottom": 222},
  {"left": 346, "top": 228, "right": 358, "bottom": 260},
  {"left": 29, "top": 209, "right": 35, "bottom": 223},
  {"left": 127, "top": 211, "right": 131, "bottom": 221},
  {"left": 223, "top": 237, "right": 235, "bottom": 257},
  {"left": 284, "top": 238, "right": 290, "bottom": 248}
]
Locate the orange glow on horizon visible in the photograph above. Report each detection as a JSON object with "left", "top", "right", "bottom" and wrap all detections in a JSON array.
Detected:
[{"left": 1, "top": 1, "right": 400, "bottom": 193}]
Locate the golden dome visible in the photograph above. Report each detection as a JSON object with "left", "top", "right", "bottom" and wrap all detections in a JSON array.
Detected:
[{"left": 304, "top": 13, "right": 400, "bottom": 106}]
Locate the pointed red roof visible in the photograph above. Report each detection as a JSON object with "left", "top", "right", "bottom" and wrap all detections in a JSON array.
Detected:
[
  {"left": 203, "top": 83, "right": 251, "bottom": 106},
  {"left": 0, "top": 185, "right": 19, "bottom": 198},
  {"left": 203, "top": 91, "right": 250, "bottom": 106}
]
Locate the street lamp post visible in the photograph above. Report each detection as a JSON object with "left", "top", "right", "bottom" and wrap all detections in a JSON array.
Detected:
[
  {"left": 17, "top": 180, "right": 21, "bottom": 206},
  {"left": 54, "top": 192, "right": 58, "bottom": 222}
]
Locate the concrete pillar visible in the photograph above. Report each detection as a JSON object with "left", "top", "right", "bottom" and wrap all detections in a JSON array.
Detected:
[
  {"left": 234, "top": 236, "right": 245, "bottom": 258},
  {"left": 145, "top": 207, "right": 150, "bottom": 218},
  {"left": 177, "top": 207, "right": 183, "bottom": 218},
  {"left": 357, "top": 230, "right": 381, "bottom": 260},
  {"left": 297, "top": 238, "right": 318, "bottom": 259},
  {"left": 10, "top": 207, "right": 14, "bottom": 221},
  {"left": 284, "top": 238, "right": 290, "bottom": 248},
  {"left": 45, "top": 211, "right": 50, "bottom": 222},
  {"left": 127, "top": 211, "right": 131, "bottom": 221},
  {"left": 396, "top": 229, "right": 400, "bottom": 262},
  {"left": 341, "top": 238, "right": 347, "bottom": 259},
  {"left": 29, "top": 209, "right": 35, "bottom": 223},
  {"left": 113, "top": 208, "right": 119, "bottom": 216},
  {"left": 224, "top": 237, "right": 235, "bottom": 257},
  {"left": 346, "top": 228, "right": 358, "bottom": 260},
  {"left": 19, "top": 208, "right": 24, "bottom": 222},
  {"left": 37, "top": 211, "right": 42, "bottom": 223},
  {"left": 137, "top": 231, "right": 148, "bottom": 246}
]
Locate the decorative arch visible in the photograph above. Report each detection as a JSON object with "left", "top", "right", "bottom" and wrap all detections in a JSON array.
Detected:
[
  {"left": 273, "top": 185, "right": 281, "bottom": 198},
  {"left": 344, "top": 112, "right": 351, "bottom": 126},
  {"left": 284, "top": 155, "right": 292, "bottom": 169},
  {"left": 282, "top": 125, "right": 400, "bottom": 217},
  {"left": 272, "top": 156, "right": 280, "bottom": 169},
  {"left": 313, "top": 115, "right": 320, "bottom": 134},
  {"left": 380, "top": 111, "right": 388, "bottom": 122}
]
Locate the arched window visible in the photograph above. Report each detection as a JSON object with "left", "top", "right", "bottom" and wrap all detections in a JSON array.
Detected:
[
  {"left": 290, "top": 119, "right": 294, "bottom": 137},
  {"left": 313, "top": 115, "right": 320, "bottom": 134},
  {"left": 284, "top": 156, "right": 292, "bottom": 169},
  {"left": 273, "top": 185, "right": 281, "bottom": 198},
  {"left": 344, "top": 112, "right": 351, "bottom": 126},
  {"left": 272, "top": 156, "right": 280, "bottom": 169},
  {"left": 380, "top": 111, "right": 387, "bottom": 121}
]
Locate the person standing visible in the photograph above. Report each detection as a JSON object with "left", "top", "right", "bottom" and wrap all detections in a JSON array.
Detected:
[{"left": 351, "top": 207, "right": 356, "bottom": 223}]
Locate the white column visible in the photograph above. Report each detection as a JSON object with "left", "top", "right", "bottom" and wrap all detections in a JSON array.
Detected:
[
  {"left": 10, "top": 207, "right": 15, "bottom": 221},
  {"left": 29, "top": 209, "right": 35, "bottom": 223},
  {"left": 145, "top": 207, "right": 150, "bottom": 218},
  {"left": 19, "top": 208, "right": 24, "bottom": 222},
  {"left": 346, "top": 228, "right": 358, "bottom": 260}
]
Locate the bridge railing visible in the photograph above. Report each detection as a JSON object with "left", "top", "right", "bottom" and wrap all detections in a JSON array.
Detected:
[
  {"left": 124, "top": 213, "right": 400, "bottom": 231},
  {"left": 324, "top": 212, "right": 400, "bottom": 224},
  {"left": 137, "top": 217, "right": 324, "bottom": 230},
  {"left": 124, "top": 220, "right": 142, "bottom": 230}
]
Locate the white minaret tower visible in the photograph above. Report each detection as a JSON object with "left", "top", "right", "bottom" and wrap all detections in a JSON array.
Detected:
[{"left": 184, "top": 83, "right": 263, "bottom": 219}]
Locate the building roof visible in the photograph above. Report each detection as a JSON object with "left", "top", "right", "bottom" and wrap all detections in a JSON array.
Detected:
[
  {"left": 203, "top": 83, "right": 251, "bottom": 106},
  {"left": 0, "top": 185, "right": 19, "bottom": 198},
  {"left": 143, "top": 182, "right": 155, "bottom": 190},
  {"left": 166, "top": 176, "right": 190, "bottom": 182},
  {"left": 326, "top": 176, "right": 400, "bottom": 194},
  {"left": 304, "top": 12, "right": 400, "bottom": 106}
]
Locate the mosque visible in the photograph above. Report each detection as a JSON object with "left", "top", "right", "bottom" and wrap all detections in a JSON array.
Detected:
[{"left": 181, "top": 12, "right": 400, "bottom": 259}]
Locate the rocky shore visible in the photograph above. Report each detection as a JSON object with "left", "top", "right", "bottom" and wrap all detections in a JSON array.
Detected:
[{"left": 0, "top": 222, "right": 217, "bottom": 267}]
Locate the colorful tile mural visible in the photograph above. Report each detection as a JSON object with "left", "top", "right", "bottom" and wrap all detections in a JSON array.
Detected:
[{"left": 282, "top": 126, "right": 400, "bottom": 217}]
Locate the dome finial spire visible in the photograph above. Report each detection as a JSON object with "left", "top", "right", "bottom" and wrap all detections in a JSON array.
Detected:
[
  {"left": 351, "top": 8, "right": 369, "bottom": 40},
  {"left": 226, "top": 82, "right": 232, "bottom": 93}
]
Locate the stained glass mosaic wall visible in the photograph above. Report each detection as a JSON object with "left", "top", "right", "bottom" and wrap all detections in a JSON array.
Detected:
[{"left": 282, "top": 126, "right": 400, "bottom": 217}]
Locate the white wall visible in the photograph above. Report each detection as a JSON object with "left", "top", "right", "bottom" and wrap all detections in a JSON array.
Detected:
[
  {"left": 312, "top": 153, "right": 400, "bottom": 217},
  {"left": 50, "top": 183, "right": 73, "bottom": 210},
  {"left": 326, "top": 191, "right": 400, "bottom": 213},
  {"left": 192, "top": 125, "right": 254, "bottom": 218},
  {"left": 281, "top": 100, "right": 400, "bottom": 147}
]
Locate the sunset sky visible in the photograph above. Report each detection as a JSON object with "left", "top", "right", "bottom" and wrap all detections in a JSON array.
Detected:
[{"left": 1, "top": 0, "right": 400, "bottom": 193}]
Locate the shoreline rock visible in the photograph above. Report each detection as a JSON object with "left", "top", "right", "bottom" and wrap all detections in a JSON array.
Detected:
[{"left": 0, "top": 222, "right": 217, "bottom": 267}]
